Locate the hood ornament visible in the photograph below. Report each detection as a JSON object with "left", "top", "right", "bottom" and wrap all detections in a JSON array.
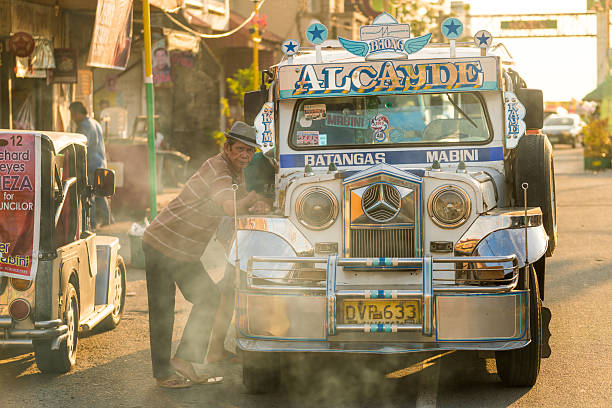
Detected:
[{"left": 338, "top": 12, "right": 432, "bottom": 60}]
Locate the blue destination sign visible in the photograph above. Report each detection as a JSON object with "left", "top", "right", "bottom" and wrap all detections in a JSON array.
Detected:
[
  {"left": 278, "top": 57, "right": 500, "bottom": 99},
  {"left": 279, "top": 146, "right": 504, "bottom": 168}
]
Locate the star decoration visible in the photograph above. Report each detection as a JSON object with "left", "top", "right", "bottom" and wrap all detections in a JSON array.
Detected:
[
  {"left": 476, "top": 33, "right": 490, "bottom": 46},
  {"left": 308, "top": 25, "right": 325, "bottom": 41},
  {"left": 284, "top": 41, "right": 297, "bottom": 53},
  {"left": 444, "top": 20, "right": 461, "bottom": 36}
]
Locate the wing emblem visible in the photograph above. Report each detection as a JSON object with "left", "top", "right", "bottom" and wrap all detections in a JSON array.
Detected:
[
  {"left": 403, "top": 33, "right": 433, "bottom": 54},
  {"left": 338, "top": 37, "right": 369, "bottom": 57}
]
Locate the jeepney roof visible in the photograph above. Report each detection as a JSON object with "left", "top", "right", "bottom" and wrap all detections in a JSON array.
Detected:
[
  {"left": 0, "top": 130, "right": 87, "bottom": 153},
  {"left": 276, "top": 41, "right": 514, "bottom": 67}
]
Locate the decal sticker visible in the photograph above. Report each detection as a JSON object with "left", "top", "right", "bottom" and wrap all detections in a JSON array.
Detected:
[
  {"left": 299, "top": 117, "right": 313, "bottom": 128},
  {"left": 325, "top": 113, "right": 368, "bottom": 129},
  {"left": 370, "top": 114, "right": 389, "bottom": 143},
  {"left": 304, "top": 104, "right": 327, "bottom": 120},
  {"left": 296, "top": 131, "right": 320, "bottom": 146},
  {"left": 254, "top": 102, "right": 274, "bottom": 152},
  {"left": 504, "top": 91, "right": 526, "bottom": 149}
]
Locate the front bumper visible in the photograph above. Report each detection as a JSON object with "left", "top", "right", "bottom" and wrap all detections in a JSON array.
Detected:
[
  {"left": 0, "top": 318, "right": 68, "bottom": 349},
  {"left": 236, "top": 255, "right": 530, "bottom": 353}
]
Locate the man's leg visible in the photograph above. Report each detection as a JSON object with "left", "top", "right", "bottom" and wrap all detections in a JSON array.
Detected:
[
  {"left": 143, "top": 243, "right": 177, "bottom": 379},
  {"left": 89, "top": 197, "right": 97, "bottom": 230},
  {"left": 173, "top": 262, "right": 220, "bottom": 364},
  {"left": 207, "top": 263, "right": 236, "bottom": 362},
  {"left": 95, "top": 196, "right": 110, "bottom": 226}
]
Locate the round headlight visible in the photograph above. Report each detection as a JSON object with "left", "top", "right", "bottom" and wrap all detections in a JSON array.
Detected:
[
  {"left": 428, "top": 185, "right": 471, "bottom": 228},
  {"left": 295, "top": 187, "right": 339, "bottom": 230}
]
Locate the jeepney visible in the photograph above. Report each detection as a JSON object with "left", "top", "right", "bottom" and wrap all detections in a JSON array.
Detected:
[
  {"left": 231, "top": 15, "right": 554, "bottom": 393},
  {"left": 0, "top": 130, "right": 126, "bottom": 373}
]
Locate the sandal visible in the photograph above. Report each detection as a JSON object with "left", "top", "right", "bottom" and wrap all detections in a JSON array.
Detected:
[
  {"left": 156, "top": 375, "right": 192, "bottom": 389},
  {"left": 207, "top": 352, "right": 240, "bottom": 365},
  {"left": 171, "top": 358, "right": 224, "bottom": 385},
  {"left": 195, "top": 376, "right": 224, "bottom": 385}
]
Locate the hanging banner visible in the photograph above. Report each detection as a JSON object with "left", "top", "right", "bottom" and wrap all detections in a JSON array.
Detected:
[
  {"left": 87, "top": 0, "right": 134, "bottom": 70},
  {"left": 0, "top": 133, "right": 41, "bottom": 280}
]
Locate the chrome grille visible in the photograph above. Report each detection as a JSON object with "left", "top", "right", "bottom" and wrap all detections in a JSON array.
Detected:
[{"left": 350, "top": 228, "right": 415, "bottom": 258}]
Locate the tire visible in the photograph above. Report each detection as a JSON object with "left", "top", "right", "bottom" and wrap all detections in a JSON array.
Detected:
[
  {"left": 242, "top": 351, "right": 280, "bottom": 394},
  {"left": 495, "top": 265, "right": 542, "bottom": 387},
  {"left": 571, "top": 137, "right": 577, "bottom": 148},
  {"left": 99, "top": 256, "right": 127, "bottom": 331},
  {"left": 514, "top": 134, "right": 557, "bottom": 256},
  {"left": 34, "top": 283, "right": 79, "bottom": 373}
]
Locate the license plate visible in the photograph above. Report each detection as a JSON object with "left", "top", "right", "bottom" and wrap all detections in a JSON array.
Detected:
[{"left": 342, "top": 299, "right": 420, "bottom": 325}]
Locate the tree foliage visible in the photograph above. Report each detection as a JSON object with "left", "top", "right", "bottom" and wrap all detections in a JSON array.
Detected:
[{"left": 226, "top": 64, "right": 256, "bottom": 107}]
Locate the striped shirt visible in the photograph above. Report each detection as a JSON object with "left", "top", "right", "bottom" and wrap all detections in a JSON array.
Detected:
[{"left": 143, "top": 153, "right": 246, "bottom": 262}]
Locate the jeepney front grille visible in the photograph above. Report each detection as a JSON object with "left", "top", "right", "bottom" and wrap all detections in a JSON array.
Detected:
[{"left": 350, "top": 228, "right": 415, "bottom": 258}]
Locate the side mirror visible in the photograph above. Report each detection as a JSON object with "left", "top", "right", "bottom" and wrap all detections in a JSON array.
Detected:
[
  {"left": 93, "top": 168, "right": 115, "bottom": 197},
  {"left": 244, "top": 90, "right": 267, "bottom": 125},
  {"left": 516, "top": 88, "right": 543, "bottom": 130}
]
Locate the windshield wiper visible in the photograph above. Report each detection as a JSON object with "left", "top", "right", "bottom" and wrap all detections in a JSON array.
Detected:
[{"left": 445, "top": 94, "right": 478, "bottom": 129}]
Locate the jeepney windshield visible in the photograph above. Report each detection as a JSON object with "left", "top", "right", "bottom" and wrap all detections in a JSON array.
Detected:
[{"left": 289, "top": 92, "right": 490, "bottom": 149}]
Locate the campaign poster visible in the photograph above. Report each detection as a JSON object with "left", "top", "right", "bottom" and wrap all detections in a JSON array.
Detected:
[
  {"left": 152, "top": 39, "right": 172, "bottom": 87},
  {"left": 87, "top": 0, "right": 133, "bottom": 70},
  {"left": 0, "top": 133, "right": 41, "bottom": 280}
]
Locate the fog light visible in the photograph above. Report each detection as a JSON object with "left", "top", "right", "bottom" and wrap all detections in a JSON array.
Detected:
[
  {"left": 10, "top": 278, "right": 32, "bottom": 291},
  {"left": 9, "top": 298, "right": 31, "bottom": 321}
]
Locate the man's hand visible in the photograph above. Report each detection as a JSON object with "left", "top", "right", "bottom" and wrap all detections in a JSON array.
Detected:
[{"left": 248, "top": 200, "right": 271, "bottom": 214}]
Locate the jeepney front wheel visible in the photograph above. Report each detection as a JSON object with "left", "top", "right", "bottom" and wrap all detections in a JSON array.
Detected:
[
  {"left": 495, "top": 266, "right": 541, "bottom": 387},
  {"left": 514, "top": 133, "right": 557, "bottom": 256},
  {"left": 242, "top": 350, "right": 280, "bottom": 394},
  {"left": 34, "top": 283, "right": 79, "bottom": 373},
  {"left": 99, "top": 256, "right": 127, "bottom": 331}
]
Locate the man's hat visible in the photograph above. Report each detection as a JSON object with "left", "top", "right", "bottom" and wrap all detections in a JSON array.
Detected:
[{"left": 225, "top": 121, "right": 259, "bottom": 149}]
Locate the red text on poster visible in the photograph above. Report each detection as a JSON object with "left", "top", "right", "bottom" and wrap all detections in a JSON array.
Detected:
[{"left": 0, "top": 133, "right": 40, "bottom": 280}]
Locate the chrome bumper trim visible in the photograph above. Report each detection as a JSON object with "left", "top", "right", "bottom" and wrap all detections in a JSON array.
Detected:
[
  {"left": 336, "top": 324, "right": 421, "bottom": 332},
  {"left": 9, "top": 325, "right": 68, "bottom": 339},
  {"left": 237, "top": 338, "right": 530, "bottom": 353},
  {"left": 0, "top": 317, "right": 11, "bottom": 328}
]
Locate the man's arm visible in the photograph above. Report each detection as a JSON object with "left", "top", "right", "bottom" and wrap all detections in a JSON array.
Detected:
[{"left": 221, "top": 191, "right": 260, "bottom": 216}]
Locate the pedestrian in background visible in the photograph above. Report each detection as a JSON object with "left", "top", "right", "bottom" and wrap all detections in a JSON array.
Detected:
[
  {"left": 69, "top": 101, "right": 111, "bottom": 229},
  {"left": 142, "top": 121, "right": 269, "bottom": 388}
]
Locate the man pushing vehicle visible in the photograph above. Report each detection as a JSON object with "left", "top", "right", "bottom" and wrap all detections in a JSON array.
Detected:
[{"left": 142, "top": 121, "right": 270, "bottom": 388}]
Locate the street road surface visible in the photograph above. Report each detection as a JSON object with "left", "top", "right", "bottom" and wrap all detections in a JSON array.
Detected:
[{"left": 1, "top": 146, "right": 610, "bottom": 407}]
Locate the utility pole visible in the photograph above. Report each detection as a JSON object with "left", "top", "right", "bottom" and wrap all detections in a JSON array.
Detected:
[
  {"left": 252, "top": 0, "right": 261, "bottom": 89},
  {"left": 142, "top": 0, "right": 157, "bottom": 219},
  {"left": 596, "top": 0, "right": 610, "bottom": 84}
]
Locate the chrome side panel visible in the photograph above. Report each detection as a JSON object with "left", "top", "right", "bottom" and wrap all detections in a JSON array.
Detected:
[
  {"left": 94, "top": 235, "right": 120, "bottom": 305},
  {"left": 435, "top": 292, "right": 527, "bottom": 341},
  {"left": 238, "top": 292, "right": 327, "bottom": 340}
]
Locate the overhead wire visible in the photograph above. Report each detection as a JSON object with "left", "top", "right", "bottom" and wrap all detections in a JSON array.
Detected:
[{"left": 161, "top": 0, "right": 268, "bottom": 39}]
